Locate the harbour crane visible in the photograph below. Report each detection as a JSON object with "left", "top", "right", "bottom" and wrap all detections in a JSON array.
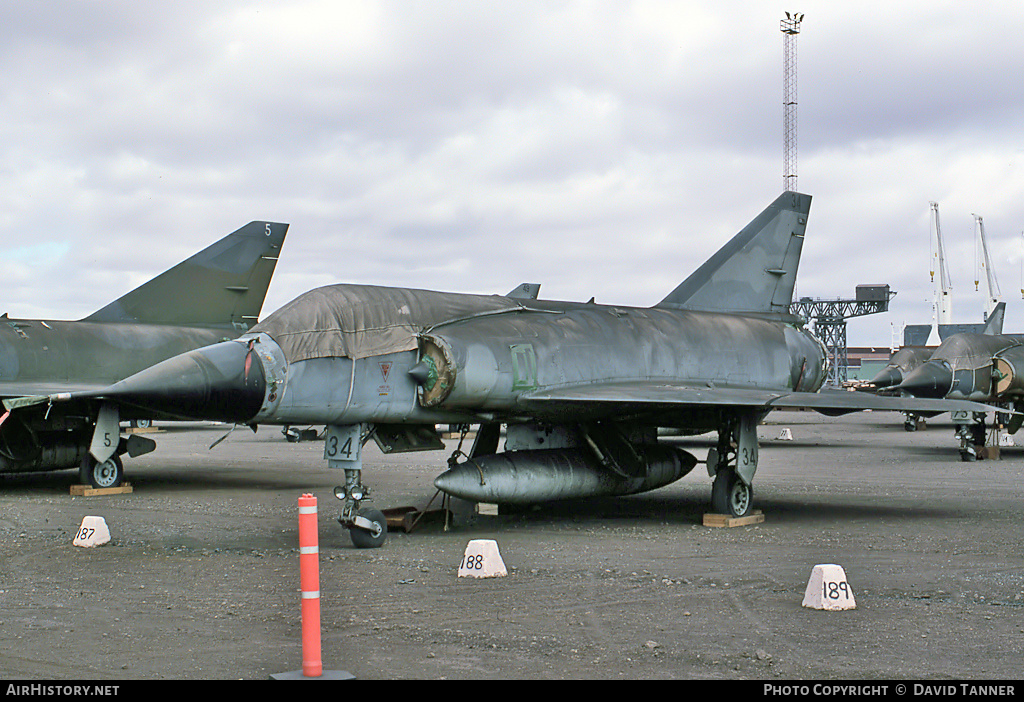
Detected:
[
  {"left": 973, "top": 213, "right": 1002, "bottom": 320},
  {"left": 930, "top": 201, "right": 953, "bottom": 334}
]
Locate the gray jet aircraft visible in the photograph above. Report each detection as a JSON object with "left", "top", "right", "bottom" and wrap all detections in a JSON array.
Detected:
[
  {"left": 872, "top": 303, "right": 1006, "bottom": 431},
  {"left": 8, "top": 192, "right": 1004, "bottom": 546},
  {"left": 894, "top": 317, "right": 1024, "bottom": 459},
  {"left": 871, "top": 302, "right": 1006, "bottom": 390},
  {"left": 0, "top": 221, "right": 288, "bottom": 487}
]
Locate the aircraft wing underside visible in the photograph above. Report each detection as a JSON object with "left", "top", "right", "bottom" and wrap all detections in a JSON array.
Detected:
[
  {"left": 0, "top": 381, "right": 110, "bottom": 404},
  {"left": 519, "top": 381, "right": 1007, "bottom": 418}
]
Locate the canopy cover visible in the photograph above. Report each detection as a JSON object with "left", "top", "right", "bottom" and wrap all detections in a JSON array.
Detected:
[
  {"left": 930, "top": 332, "right": 1021, "bottom": 371},
  {"left": 251, "top": 284, "right": 524, "bottom": 362}
]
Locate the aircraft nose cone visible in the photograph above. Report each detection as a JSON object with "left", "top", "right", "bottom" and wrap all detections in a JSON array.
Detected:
[
  {"left": 870, "top": 367, "right": 903, "bottom": 388},
  {"left": 897, "top": 362, "right": 953, "bottom": 398},
  {"left": 103, "top": 339, "right": 266, "bottom": 423}
]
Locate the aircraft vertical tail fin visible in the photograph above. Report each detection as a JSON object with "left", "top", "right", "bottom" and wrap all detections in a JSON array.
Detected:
[
  {"left": 984, "top": 301, "right": 1006, "bottom": 335},
  {"left": 507, "top": 283, "right": 541, "bottom": 300},
  {"left": 83, "top": 221, "right": 288, "bottom": 329},
  {"left": 655, "top": 191, "right": 811, "bottom": 316}
]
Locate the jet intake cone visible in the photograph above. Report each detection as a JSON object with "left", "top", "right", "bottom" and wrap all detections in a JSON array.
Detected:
[
  {"left": 897, "top": 362, "right": 953, "bottom": 399},
  {"left": 101, "top": 340, "right": 266, "bottom": 423},
  {"left": 869, "top": 367, "right": 903, "bottom": 388}
]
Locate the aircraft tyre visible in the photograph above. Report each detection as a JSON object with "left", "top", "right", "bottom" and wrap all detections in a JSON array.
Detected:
[
  {"left": 349, "top": 508, "right": 387, "bottom": 549},
  {"left": 80, "top": 454, "right": 124, "bottom": 489},
  {"left": 711, "top": 468, "right": 752, "bottom": 517}
]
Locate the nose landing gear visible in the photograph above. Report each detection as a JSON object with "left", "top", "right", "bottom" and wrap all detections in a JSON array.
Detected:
[{"left": 327, "top": 424, "right": 388, "bottom": 549}]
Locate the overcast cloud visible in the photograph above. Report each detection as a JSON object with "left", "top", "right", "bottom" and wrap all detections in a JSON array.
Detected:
[{"left": 2, "top": 1, "right": 1023, "bottom": 347}]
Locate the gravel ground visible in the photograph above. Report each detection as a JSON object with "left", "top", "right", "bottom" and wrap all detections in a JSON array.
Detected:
[{"left": 1, "top": 412, "right": 1022, "bottom": 681}]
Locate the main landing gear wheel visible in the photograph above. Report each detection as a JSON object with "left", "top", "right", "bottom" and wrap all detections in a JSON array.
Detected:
[
  {"left": 80, "top": 454, "right": 124, "bottom": 489},
  {"left": 349, "top": 508, "right": 387, "bottom": 549},
  {"left": 712, "top": 468, "right": 752, "bottom": 517}
]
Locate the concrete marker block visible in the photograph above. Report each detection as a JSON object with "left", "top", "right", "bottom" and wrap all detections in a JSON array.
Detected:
[
  {"left": 73, "top": 516, "right": 111, "bottom": 548},
  {"left": 777, "top": 428, "right": 793, "bottom": 440},
  {"left": 802, "top": 563, "right": 855, "bottom": 610},
  {"left": 458, "top": 539, "right": 507, "bottom": 578}
]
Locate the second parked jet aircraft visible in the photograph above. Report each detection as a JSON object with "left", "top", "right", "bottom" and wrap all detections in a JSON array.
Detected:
[{"left": 0, "top": 221, "right": 288, "bottom": 487}]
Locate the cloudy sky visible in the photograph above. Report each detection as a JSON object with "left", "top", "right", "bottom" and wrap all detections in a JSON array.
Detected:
[{"left": 2, "top": 1, "right": 1023, "bottom": 347}]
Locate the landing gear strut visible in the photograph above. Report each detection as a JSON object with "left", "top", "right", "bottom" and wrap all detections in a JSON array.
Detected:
[
  {"left": 707, "top": 413, "right": 759, "bottom": 517},
  {"left": 903, "top": 412, "right": 922, "bottom": 432},
  {"left": 954, "top": 412, "right": 987, "bottom": 462},
  {"left": 83, "top": 403, "right": 124, "bottom": 488},
  {"left": 327, "top": 424, "right": 387, "bottom": 548}
]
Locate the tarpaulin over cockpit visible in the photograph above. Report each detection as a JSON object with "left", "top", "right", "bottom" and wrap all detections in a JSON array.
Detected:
[
  {"left": 250, "top": 284, "right": 527, "bottom": 362},
  {"left": 929, "top": 332, "right": 1021, "bottom": 371}
]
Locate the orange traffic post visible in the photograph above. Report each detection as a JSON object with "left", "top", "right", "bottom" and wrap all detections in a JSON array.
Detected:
[
  {"left": 298, "top": 493, "right": 322, "bottom": 677},
  {"left": 271, "top": 494, "right": 354, "bottom": 680}
]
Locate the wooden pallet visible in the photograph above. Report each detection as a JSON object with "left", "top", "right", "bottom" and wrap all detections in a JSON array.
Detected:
[
  {"left": 70, "top": 483, "right": 133, "bottom": 497},
  {"left": 382, "top": 505, "right": 451, "bottom": 533},
  {"left": 976, "top": 445, "right": 1000, "bottom": 460},
  {"left": 703, "top": 510, "right": 764, "bottom": 528},
  {"left": 475, "top": 502, "right": 500, "bottom": 516}
]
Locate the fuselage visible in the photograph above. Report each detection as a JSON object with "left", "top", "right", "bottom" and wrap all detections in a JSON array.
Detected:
[
  {"left": 238, "top": 285, "right": 829, "bottom": 428},
  {"left": 88, "top": 283, "right": 829, "bottom": 432}
]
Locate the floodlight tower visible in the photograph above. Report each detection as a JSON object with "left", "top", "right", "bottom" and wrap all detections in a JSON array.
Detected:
[{"left": 781, "top": 12, "right": 804, "bottom": 192}]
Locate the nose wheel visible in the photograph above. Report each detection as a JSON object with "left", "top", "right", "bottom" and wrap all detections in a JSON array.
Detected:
[
  {"left": 334, "top": 479, "right": 388, "bottom": 549},
  {"left": 348, "top": 508, "right": 388, "bottom": 549}
]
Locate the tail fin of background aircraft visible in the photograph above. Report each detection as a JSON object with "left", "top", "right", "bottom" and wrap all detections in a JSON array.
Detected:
[
  {"left": 83, "top": 221, "right": 288, "bottom": 330},
  {"left": 984, "top": 302, "right": 1006, "bottom": 335},
  {"left": 507, "top": 283, "right": 541, "bottom": 300},
  {"left": 655, "top": 191, "right": 811, "bottom": 316}
]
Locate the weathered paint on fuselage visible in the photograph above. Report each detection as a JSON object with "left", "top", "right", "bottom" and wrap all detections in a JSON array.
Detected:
[
  {"left": 0, "top": 318, "right": 233, "bottom": 392},
  {"left": 423, "top": 301, "right": 827, "bottom": 408},
  {"left": 250, "top": 287, "right": 828, "bottom": 428},
  {"left": 918, "top": 333, "right": 1020, "bottom": 401}
]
